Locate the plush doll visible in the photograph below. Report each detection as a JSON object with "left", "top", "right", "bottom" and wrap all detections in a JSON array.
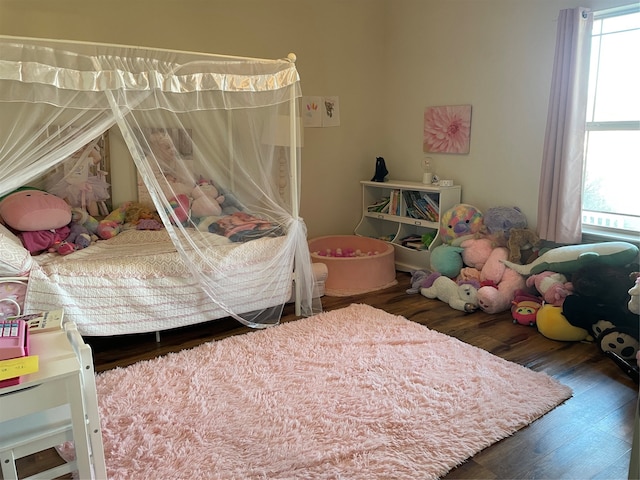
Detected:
[
  {"left": 190, "top": 182, "right": 225, "bottom": 218},
  {"left": 71, "top": 207, "right": 99, "bottom": 237},
  {"left": 125, "top": 202, "right": 161, "bottom": 225},
  {"left": 561, "top": 264, "right": 639, "bottom": 361},
  {"left": 439, "top": 203, "right": 484, "bottom": 246},
  {"left": 97, "top": 201, "right": 131, "bottom": 239},
  {"left": 419, "top": 272, "right": 479, "bottom": 312},
  {"left": 507, "top": 228, "right": 541, "bottom": 264},
  {"left": 629, "top": 273, "right": 640, "bottom": 315},
  {"left": 511, "top": 289, "right": 543, "bottom": 326},
  {"left": 168, "top": 194, "right": 191, "bottom": 225},
  {"left": 459, "top": 237, "right": 526, "bottom": 314},
  {"left": 0, "top": 188, "right": 73, "bottom": 254},
  {"left": 525, "top": 271, "right": 573, "bottom": 307},
  {"left": 482, "top": 206, "right": 528, "bottom": 240},
  {"left": 536, "top": 304, "right": 593, "bottom": 342},
  {"left": 502, "top": 241, "right": 639, "bottom": 276},
  {"left": 429, "top": 244, "right": 464, "bottom": 278},
  {"left": 406, "top": 269, "right": 430, "bottom": 294},
  {"left": 63, "top": 221, "right": 92, "bottom": 250},
  {"left": 48, "top": 221, "right": 93, "bottom": 255}
]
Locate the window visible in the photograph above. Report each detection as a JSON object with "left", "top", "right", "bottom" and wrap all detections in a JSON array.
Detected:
[{"left": 582, "top": 5, "right": 640, "bottom": 240}]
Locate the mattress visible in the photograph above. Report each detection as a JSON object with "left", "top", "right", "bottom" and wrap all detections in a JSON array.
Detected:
[{"left": 24, "top": 229, "right": 293, "bottom": 336}]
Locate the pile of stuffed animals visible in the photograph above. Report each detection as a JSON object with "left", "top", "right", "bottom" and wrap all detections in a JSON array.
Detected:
[
  {"left": 407, "top": 202, "right": 640, "bottom": 374},
  {"left": 0, "top": 177, "right": 246, "bottom": 256},
  {"left": 0, "top": 187, "right": 168, "bottom": 255}
]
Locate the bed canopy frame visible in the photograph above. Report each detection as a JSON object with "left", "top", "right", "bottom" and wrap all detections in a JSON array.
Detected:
[{"left": 0, "top": 35, "right": 320, "bottom": 328}]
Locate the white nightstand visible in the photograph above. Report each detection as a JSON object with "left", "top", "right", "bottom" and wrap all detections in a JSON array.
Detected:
[{"left": 0, "top": 320, "right": 106, "bottom": 479}]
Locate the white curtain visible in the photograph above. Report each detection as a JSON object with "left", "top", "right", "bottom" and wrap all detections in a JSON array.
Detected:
[
  {"left": 0, "top": 36, "right": 320, "bottom": 329},
  {"left": 537, "top": 7, "right": 593, "bottom": 244}
]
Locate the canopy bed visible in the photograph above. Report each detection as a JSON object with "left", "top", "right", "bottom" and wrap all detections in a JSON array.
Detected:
[{"left": 0, "top": 35, "right": 321, "bottom": 335}]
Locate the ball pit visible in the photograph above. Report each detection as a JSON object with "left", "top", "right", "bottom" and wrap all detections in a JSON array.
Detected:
[{"left": 308, "top": 235, "right": 397, "bottom": 296}]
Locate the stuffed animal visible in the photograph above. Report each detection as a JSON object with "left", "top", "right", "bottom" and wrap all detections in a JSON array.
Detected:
[
  {"left": 482, "top": 206, "right": 528, "bottom": 240},
  {"left": 429, "top": 244, "right": 464, "bottom": 278},
  {"left": 71, "top": 207, "right": 99, "bottom": 237},
  {"left": 561, "top": 264, "right": 639, "bottom": 361},
  {"left": 168, "top": 194, "right": 191, "bottom": 225},
  {"left": 502, "top": 241, "right": 639, "bottom": 276},
  {"left": 459, "top": 237, "right": 526, "bottom": 314},
  {"left": 420, "top": 272, "right": 479, "bottom": 312},
  {"left": 97, "top": 202, "right": 131, "bottom": 239},
  {"left": 536, "top": 304, "right": 592, "bottom": 341},
  {"left": 439, "top": 203, "right": 484, "bottom": 246},
  {"left": 525, "top": 271, "right": 573, "bottom": 306},
  {"left": 0, "top": 188, "right": 73, "bottom": 254},
  {"left": 190, "top": 182, "right": 225, "bottom": 218},
  {"left": 629, "top": 273, "right": 640, "bottom": 315},
  {"left": 406, "top": 269, "right": 430, "bottom": 294},
  {"left": 511, "top": 290, "right": 543, "bottom": 326},
  {"left": 63, "top": 221, "right": 92, "bottom": 250},
  {"left": 125, "top": 202, "right": 161, "bottom": 225},
  {"left": 507, "top": 228, "right": 541, "bottom": 264}
]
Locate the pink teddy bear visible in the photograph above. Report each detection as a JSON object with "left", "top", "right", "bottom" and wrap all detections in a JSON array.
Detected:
[
  {"left": 459, "top": 237, "right": 526, "bottom": 314},
  {"left": 525, "top": 271, "right": 573, "bottom": 306}
]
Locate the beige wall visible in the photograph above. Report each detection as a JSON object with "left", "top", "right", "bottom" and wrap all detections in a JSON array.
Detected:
[{"left": 0, "top": 0, "right": 631, "bottom": 238}]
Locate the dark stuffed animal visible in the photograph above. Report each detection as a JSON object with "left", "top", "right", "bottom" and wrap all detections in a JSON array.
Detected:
[{"left": 562, "top": 264, "right": 639, "bottom": 362}]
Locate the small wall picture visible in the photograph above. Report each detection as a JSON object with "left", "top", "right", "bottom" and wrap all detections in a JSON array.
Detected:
[{"left": 423, "top": 105, "right": 472, "bottom": 154}]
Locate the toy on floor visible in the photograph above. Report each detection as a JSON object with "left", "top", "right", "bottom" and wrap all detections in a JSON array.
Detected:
[
  {"left": 507, "top": 227, "right": 541, "bottom": 264},
  {"left": 439, "top": 203, "right": 484, "bottom": 246},
  {"left": 406, "top": 270, "right": 430, "bottom": 294},
  {"left": 482, "top": 206, "right": 528, "bottom": 239},
  {"left": 429, "top": 244, "right": 464, "bottom": 278},
  {"left": 511, "top": 290, "right": 543, "bottom": 326},
  {"left": 525, "top": 271, "right": 573, "bottom": 307},
  {"left": 459, "top": 237, "right": 526, "bottom": 314},
  {"left": 501, "top": 241, "right": 639, "bottom": 276},
  {"left": 562, "top": 264, "right": 639, "bottom": 362},
  {"left": 536, "top": 304, "right": 592, "bottom": 342},
  {"left": 419, "top": 271, "right": 479, "bottom": 312}
]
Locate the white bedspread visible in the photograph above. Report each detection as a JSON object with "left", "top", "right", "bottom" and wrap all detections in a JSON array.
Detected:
[{"left": 24, "top": 229, "right": 293, "bottom": 335}]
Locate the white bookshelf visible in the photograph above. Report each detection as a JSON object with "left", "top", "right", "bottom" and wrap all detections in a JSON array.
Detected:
[{"left": 355, "top": 180, "right": 461, "bottom": 272}]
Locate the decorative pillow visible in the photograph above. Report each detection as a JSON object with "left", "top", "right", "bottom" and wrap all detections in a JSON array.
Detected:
[
  {"left": 0, "top": 223, "right": 33, "bottom": 276},
  {"left": 0, "top": 189, "right": 71, "bottom": 232}
]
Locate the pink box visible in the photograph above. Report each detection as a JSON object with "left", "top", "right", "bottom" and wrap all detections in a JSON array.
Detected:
[{"left": 0, "top": 319, "right": 30, "bottom": 387}]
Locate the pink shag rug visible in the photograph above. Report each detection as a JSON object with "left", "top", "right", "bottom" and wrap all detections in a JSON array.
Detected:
[{"left": 96, "top": 304, "right": 572, "bottom": 480}]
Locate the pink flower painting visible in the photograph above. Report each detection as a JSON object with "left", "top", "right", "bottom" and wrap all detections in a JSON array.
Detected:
[{"left": 423, "top": 105, "right": 472, "bottom": 154}]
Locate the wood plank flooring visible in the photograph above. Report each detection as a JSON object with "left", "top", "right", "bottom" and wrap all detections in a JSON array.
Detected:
[{"left": 12, "top": 271, "right": 639, "bottom": 479}]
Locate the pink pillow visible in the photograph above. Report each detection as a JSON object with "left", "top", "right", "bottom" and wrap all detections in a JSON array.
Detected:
[{"left": 0, "top": 189, "right": 71, "bottom": 231}]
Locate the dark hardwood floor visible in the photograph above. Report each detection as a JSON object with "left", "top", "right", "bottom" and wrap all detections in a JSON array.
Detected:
[{"left": 13, "top": 271, "right": 639, "bottom": 479}]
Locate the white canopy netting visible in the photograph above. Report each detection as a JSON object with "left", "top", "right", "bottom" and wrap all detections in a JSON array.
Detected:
[{"left": 0, "top": 35, "right": 321, "bottom": 328}]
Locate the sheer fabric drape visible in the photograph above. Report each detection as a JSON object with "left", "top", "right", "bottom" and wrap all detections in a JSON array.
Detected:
[
  {"left": 0, "top": 36, "right": 320, "bottom": 328},
  {"left": 537, "top": 7, "right": 593, "bottom": 244}
]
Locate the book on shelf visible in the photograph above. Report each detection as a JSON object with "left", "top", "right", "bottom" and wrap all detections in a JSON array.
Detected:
[
  {"left": 367, "top": 197, "right": 390, "bottom": 213},
  {"left": 422, "top": 193, "right": 440, "bottom": 222},
  {"left": 400, "top": 234, "right": 428, "bottom": 251}
]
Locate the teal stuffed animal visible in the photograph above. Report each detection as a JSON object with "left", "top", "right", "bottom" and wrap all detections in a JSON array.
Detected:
[
  {"left": 502, "top": 241, "right": 639, "bottom": 276},
  {"left": 429, "top": 244, "right": 464, "bottom": 278}
]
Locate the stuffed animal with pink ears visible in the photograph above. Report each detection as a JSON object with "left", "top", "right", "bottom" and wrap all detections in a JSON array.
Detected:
[
  {"left": 459, "top": 237, "right": 526, "bottom": 314},
  {"left": 525, "top": 271, "right": 573, "bottom": 306}
]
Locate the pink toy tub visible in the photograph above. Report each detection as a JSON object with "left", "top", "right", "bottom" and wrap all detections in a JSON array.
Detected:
[{"left": 308, "top": 235, "right": 397, "bottom": 296}]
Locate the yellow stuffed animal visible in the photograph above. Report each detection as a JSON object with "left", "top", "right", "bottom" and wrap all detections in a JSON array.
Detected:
[{"left": 536, "top": 304, "right": 593, "bottom": 342}]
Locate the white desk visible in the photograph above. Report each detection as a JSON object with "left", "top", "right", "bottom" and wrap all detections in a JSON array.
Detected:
[{"left": 0, "top": 322, "right": 106, "bottom": 479}]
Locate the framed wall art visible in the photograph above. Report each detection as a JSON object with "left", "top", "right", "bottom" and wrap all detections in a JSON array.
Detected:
[{"left": 423, "top": 104, "right": 472, "bottom": 154}]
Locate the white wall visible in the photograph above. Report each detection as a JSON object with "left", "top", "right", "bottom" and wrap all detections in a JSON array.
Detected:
[{"left": 0, "top": 0, "right": 632, "bottom": 238}]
